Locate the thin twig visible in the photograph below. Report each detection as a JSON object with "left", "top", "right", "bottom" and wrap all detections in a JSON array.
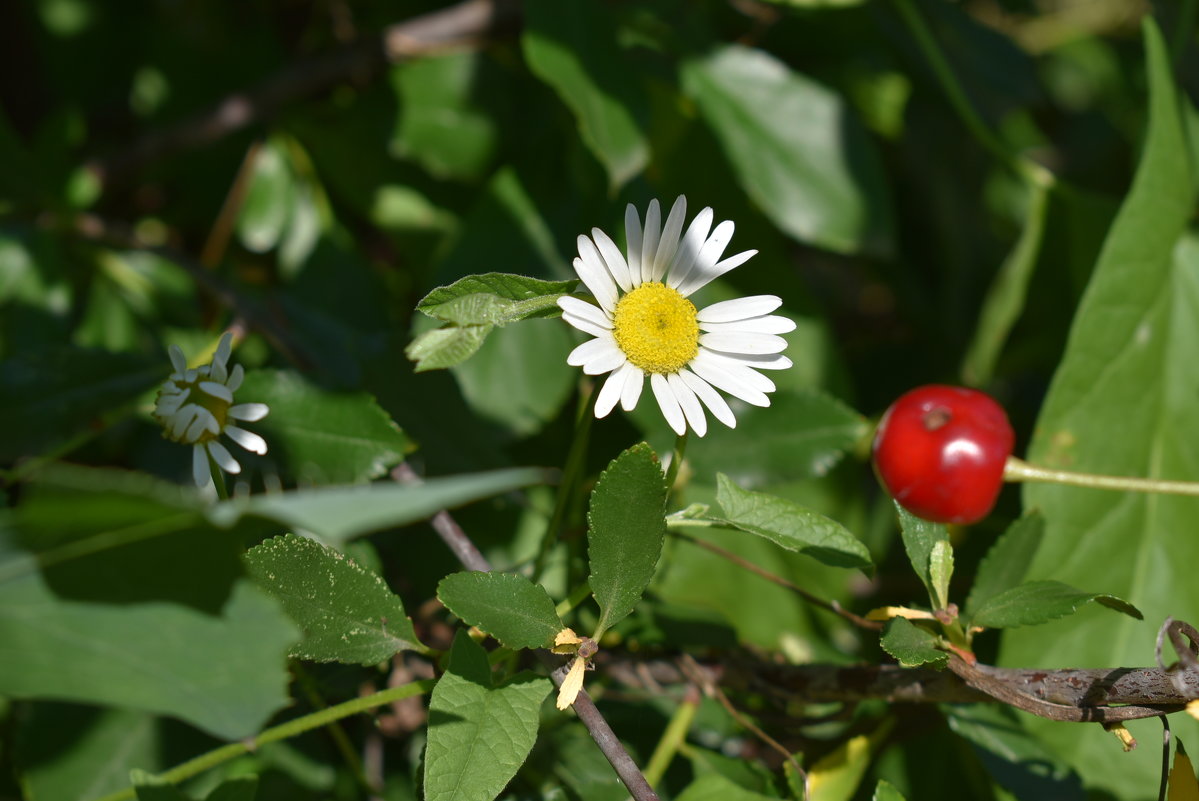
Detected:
[{"left": 669, "top": 529, "right": 883, "bottom": 631}]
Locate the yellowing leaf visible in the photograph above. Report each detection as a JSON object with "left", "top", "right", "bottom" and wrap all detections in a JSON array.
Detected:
[
  {"left": 808, "top": 719, "right": 894, "bottom": 801},
  {"left": 1169, "top": 740, "right": 1199, "bottom": 801},
  {"left": 556, "top": 656, "right": 587, "bottom": 711}
]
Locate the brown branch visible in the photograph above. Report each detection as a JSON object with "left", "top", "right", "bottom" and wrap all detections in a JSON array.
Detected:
[{"left": 87, "top": 0, "right": 521, "bottom": 187}]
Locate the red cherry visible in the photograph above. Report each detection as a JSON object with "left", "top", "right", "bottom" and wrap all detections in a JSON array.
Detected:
[{"left": 871, "top": 385, "right": 1015, "bottom": 525}]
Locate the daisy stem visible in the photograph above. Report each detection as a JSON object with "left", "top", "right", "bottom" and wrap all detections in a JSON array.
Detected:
[
  {"left": 1003, "top": 456, "right": 1199, "bottom": 497},
  {"left": 664, "top": 432, "right": 688, "bottom": 491},
  {"left": 532, "top": 382, "right": 596, "bottom": 582},
  {"left": 208, "top": 456, "right": 229, "bottom": 501}
]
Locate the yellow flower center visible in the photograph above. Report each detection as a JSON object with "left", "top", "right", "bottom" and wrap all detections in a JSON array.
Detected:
[{"left": 612, "top": 282, "right": 699, "bottom": 375}]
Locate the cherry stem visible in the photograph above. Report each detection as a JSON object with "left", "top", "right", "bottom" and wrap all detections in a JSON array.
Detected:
[{"left": 1003, "top": 456, "right": 1199, "bottom": 497}]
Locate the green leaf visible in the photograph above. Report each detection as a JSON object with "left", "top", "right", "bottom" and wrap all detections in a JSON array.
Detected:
[
  {"left": 417, "top": 272, "right": 577, "bottom": 326},
  {"left": 423, "top": 632, "right": 551, "bottom": 801},
  {"left": 961, "top": 180, "right": 1051, "bottom": 386},
  {"left": 674, "top": 773, "right": 779, "bottom": 801},
  {"left": 0, "top": 345, "right": 164, "bottom": 463},
  {"left": 244, "top": 534, "right": 423, "bottom": 665},
  {"left": 437, "top": 571, "right": 563, "bottom": 649},
  {"left": 406, "top": 323, "right": 492, "bottom": 372},
  {"left": 205, "top": 777, "right": 258, "bottom": 801},
  {"left": 896, "top": 505, "right": 949, "bottom": 608},
  {"left": 880, "top": 617, "right": 947, "bottom": 668},
  {"left": 929, "top": 540, "right": 953, "bottom": 611},
  {"left": 971, "top": 580, "right": 1140, "bottom": 630},
  {"left": 237, "top": 138, "right": 295, "bottom": 253},
  {"left": 588, "top": 443, "right": 668, "bottom": 638},
  {"left": 873, "top": 780, "right": 908, "bottom": 801},
  {"left": 1000, "top": 22, "right": 1199, "bottom": 797},
  {"left": 237, "top": 369, "right": 411, "bottom": 484},
  {"left": 964, "top": 513, "right": 1044, "bottom": 615},
  {"left": 522, "top": 0, "right": 649, "bottom": 189},
  {"left": 682, "top": 44, "right": 892, "bottom": 256},
  {"left": 209, "top": 466, "right": 546, "bottom": 546},
  {"left": 714, "top": 474, "right": 872, "bottom": 571}
]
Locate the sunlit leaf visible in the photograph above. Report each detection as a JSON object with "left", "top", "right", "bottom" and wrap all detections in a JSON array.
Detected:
[
  {"left": 896, "top": 505, "right": 949, "bottom": 608},
  {"left": 964, "top": 513, "right": 1044, "bottom": 615},
  {"left": 970, "top": 580, "right": 1140, "bottom": 630},
  {"left": 879, "top": 617, "right": 947, "bottom": 668},
  {"left": 438, "top": 571, "right": 563, "bottom": 649}
]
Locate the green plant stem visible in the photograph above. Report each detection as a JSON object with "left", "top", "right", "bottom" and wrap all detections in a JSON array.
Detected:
[
  {"left": 1004, "top": 456, "right": 1199, "bottom": 497},
  {"left": 892, "top": 0, "right": 1055, "bottom": 190},
  {"left": 554, "top": 580, "right": 593, "bottom": 618},
  {"left": 664, "top": 431, "right": 688, "bottom": 491},
  {"left": 91, "top": 679, "right": 436, "bottom": 801},
  {"left": 208, "top": 454, "right": 229, "bottom": 500},
  {"left": 642, "top": 687, "right": 700, "bottom": 787},
  {"left": 292, "top": 662, "right": 375, "bottom": 795},
  {"left": 532, "top": 382, "right": 596, "bottom": 581}
]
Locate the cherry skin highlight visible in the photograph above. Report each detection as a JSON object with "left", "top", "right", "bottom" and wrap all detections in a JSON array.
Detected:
[{"left": 872, "top": 385, "right": 1015, "bottom": 525}]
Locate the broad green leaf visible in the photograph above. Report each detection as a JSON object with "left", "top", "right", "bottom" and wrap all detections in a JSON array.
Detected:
[
  {"left": 808, "top": 719, "right": 895, "bottom": 801},
  {"left": 522, "top": 0, "right": 648, "bottom": 189},
  {"left": 588, "top": 443, "right": 668, "bottom": 638},
  {"left": 874, "top": 781, "right": 908, "bottom": 801},
  {"left": 964, "top": 513, "right": 1044, "bottom": 615},
  {"left": 0, "top": 345, "right": 164, "bottom": 463},
  {"left": 438, "top": 571, "right": 563, "bottom": 649},
  {"left": 682, "top": 44, "right": 892, "bottom": 256},
  {"left": 424, "top": 632, "right": 551, "bottom": 801},
  {"left": 943, "top": 706, "right": 1084, "bottom": 801},
  {"left": 970, "top": 580, "right": 1140, "bottom": 630},
  {"left": 237, "top": 138, "right": 295, "bottom": 254},
  {"left": 205, "top": 777, "right": 258, "bottom": 801},
  {"left": 390, "top": 52, "right": 498, "bottom": 181},
  {"left": 929, "top": 540, "right": 954, "bottom": 610},
  {"left": 549, "top": 726, "right": 630, "bottom": 801},
  {"left": 685, "top": 389, "right": 868, "bottom": 486},
  {"left": 15, "top": 705, "right": 161, "bottom": 801},
  {"left": 208, "top": 466, "right": 546, "bottom": 546},
  {"left": 879, "top": 617, "right": 947, "bottom": 668},
  {"left": 961, "top": 180, "right": 1051, "bottom": 386},
  {"left": 896, "top": 505, "right": 949, "bottom": 608},
  {"left": 416, "top": 272, "right": 577, "bottom": 326},
  {"left": 1000, "top": 22, "right": 1199, "bottom": 797},
  {"left": 714, "top": 474, "right": 872, "bottom": 570},
  {"left": 0, "top": 573, "right": 298, "bottom": 740},
  {"left": 245, "top": 534, "right": 423, "bottom": 665},
  {"left": 1169, "top": 740, "right": 1199, "bottom": 801},
  {"left": 237, "top": 369, "right": 411, "bottom": 484},
  {"left": 406, "top": 323, "right": 492, "bottom": 372},
  {"left": 673, "top": 773, "right": 778, "bottom": 801}
]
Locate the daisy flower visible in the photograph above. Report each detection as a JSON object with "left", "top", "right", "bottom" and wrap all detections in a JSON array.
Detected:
[
  {"left": 557, "top": 196, "right": 794, "bottom": 436},
  {"left": 152, "top": 332, "right": 270, "bottom": 488}
]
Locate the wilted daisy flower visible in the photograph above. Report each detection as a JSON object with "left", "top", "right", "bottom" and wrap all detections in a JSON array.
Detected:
[
  {"left": 557, "top": 196, "right": 794, "bottom": 436},
  {"left": 153, "top": 332, "right": 270, "bottom": 488}
]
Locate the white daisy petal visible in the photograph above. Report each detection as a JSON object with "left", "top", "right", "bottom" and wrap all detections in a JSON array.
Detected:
[
  {"left": 698, "top": 349, "right": 777, "bottom": 392},
  {"left": 671, "top": 217, "right": 730, "bottom": 292},
  {"left": 592, "top": 227, "right": 633, "bottom": 293},
  {"left": 559, "top": 296, "right": 613, "bottom": 335},
  {"left": 620, "top": 365, "right": 645, "bottom": 411},
  {"left": 563, "top": 311, "right": 614, "bottom": 339},
  {"left": 206, "top": 440, "right": 241, "bottom": 475},
  {"left": 572, "top": 255, "right": 619, "bottom": 314},
  {"left": 640, "top": 199, "right": 662, "bottom": 284},
  {"left": 678, "top": 368, "right": 737, "bottom": 429},
  {"left": 595, "top": 363, "right": 632, "bottom": 418},
  {"left": 700, "top": 316, "right": 796, "bottom": 335},
  {"left": 730, "top": 353, "right": 793, "bottom": 371},
  {"left": 652, "top": 196, "right": 688, "bottom": 282},
  {"left": 581, "top": 345, "right": 627, "bottom": 376},
  {"left": 193, "top": 445, "right": 211, "bottom": 487},
  {"left": 690, "top": 352, "right": 771, "bottom": 407},
  {"left": 226, "top": 363, "right": 244, "bottom": 392},
  {"left": 210, "top": 333, "right": 232, "bottom": 382},
  {"left": 624, "top": 204, "right": 643, "bottom": 286},
  {"left": 567, "top": 336, "right": 619, "bottom": 368},
  {"left": 225, "top": 425, "right": 269, "bottom": 455},
  {"left": 650, "top": 373, "right": 687, "bottom": 435},
  {"left": 665, "top": 207, "right": 713, "bottom": 288},
  {"left": 170, "top": 405, "right": 199, "bottom": 438},
  {"left": 184, "top": 413, "right": 209, "bottom": 443},
  {"left": 199, "top": 380, "right": 234, "bottom": 403},
  {"left": 667, "top": 372, "right": 707, "bottom": 437},
  {"left": 675, "top": 249, "right": 757, "bottom": 297},
  {"left": 229, "top": 402, "right": 270, "bottom": 422},
  {"left": 697, "top": 295, "right": 783, "bottom": 323},
  {"left": 168, "top": 345, "right": 188, "bottom": 375},
  {"left": 700, "top": 331, "right": 788, "bottom": 355}
]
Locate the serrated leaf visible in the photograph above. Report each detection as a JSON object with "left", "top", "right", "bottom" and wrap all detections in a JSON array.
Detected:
[
  {"left": 929, "top": 540, "right": 953, "bottom": 611},
  {"left": 588, "top": 443, "right": 668, "bottom": 638},
  {"left": 673, "top": 773, "right": 779, "bottom": 801},
  {"left": 880, "top": 617, "right": 947, "bottom": 668},
  {"left": 714, "top": 474, "right": 872, "bottom": 570},
  {"left": 873, "top": 781, "right": 908, "bottom": 801},
  {"left": 971, "top": 580, "right": 1140, "bottom": 630},
  {"left": 438, "top": 571, "right": 563, "bottom": 649},
  {"left": 522, "top": 0, "right": 649, "bottom": 189},
  {"left": 237, "top": 369, "right": 409, "bottom": 484},
  {"left": 424, "top": 632, "right": 551, "bottom": 801},
  {"left": 416, "top": 272, "right": 577, "bottom": 325},
  {"left": 245, "top": 534, "right": 422, "bottom": 665},
  {"left": 896, "top": 505, "right": 949, "bottom": 609},
  {"left": 965, "top": 513, "right": 1044, "bottom": 616},
  {"left": 1169, "top": 739, "right": 1199, "bottom": 801},
  {"left": 406, "top": 323, "right": 492, "bottom": 371},
  {"left": 208, "top": 466, "right": 545, "bottom": 546},
  {"left": 681, "top": 44, "right": 892, "bottom": 256}
]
